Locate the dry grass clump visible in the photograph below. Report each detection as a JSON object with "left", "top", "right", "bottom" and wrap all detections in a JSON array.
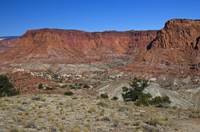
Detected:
[
  {"left": 124, "top": 120, "right": 130, "bottom": 125},
  {"left": 102, "top": 116, "right": 110, "bottom": 121},
  {"left": 47, "top": 109, "right": 51, "bottom": 113},
  {"left": 88, "top": 108, "right": 96, "bottom": 113},
  {"left": 71, "top": 124, "right": 81, "bottom": 132},
  {"left": 114, "top": 118, "right": 120, "bottom": 123},
  {"left": 31, "top": 106, "right": 36, "bottom": 110},
  {"left": 58, "top": 124, "right": 65, "bottom": 131},
  {"left": 38, "top": 104, "right": 43, "bottom": 108},
  {"left": 99, "top": 108, "right": 105, "bottom": 116},
  {"left": 24, "top": 111, "right": 29, "bottom": 115},
  {"left": 40, "top": 97, "right": 46, "bottom": 102},
  {"left": 9, "top": 127, "right": 19, "bottom": 132},
  {"left": 110, "top": 112, "right": 115, "bottom": 117},
  {"left": 18, "top": 112, "right": 23, "bottom": 115},
  {"left": 148, "top": 116, "right": 162, "bottom": 126},
  {"left": 12, "top": 104, "right": 19, "bottom": 108},
  {"left": 62, "top": 115, "right": 66, "bottom": 120},
  {"left": 135, "top": 120, "right": 141, "bottom": 126},
  {"left": 164, "top": 115, "right": 169, "bottom": 120},
  {"left": 23, "top": 121, "right": 36, "bottom": 128},
  {"left": 71, "top": 107, "right": 76, "bottom": 111}
]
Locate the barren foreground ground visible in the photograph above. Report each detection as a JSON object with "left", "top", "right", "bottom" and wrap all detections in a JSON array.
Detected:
[{"left": 1, "top": 94, "right": 200, "bottom": 132}]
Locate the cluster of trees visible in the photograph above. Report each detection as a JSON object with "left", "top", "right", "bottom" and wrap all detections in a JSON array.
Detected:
[{"left": 122, "top": 77, "right": 171, "bottom": 106}]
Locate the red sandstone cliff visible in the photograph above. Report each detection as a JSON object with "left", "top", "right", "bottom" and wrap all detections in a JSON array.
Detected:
[
  {"left": 150, "top": 19, "right": 200, "bottom": 50},
  {"left": 140, "top": 19, "right": 200, "bottom": 66},
  {"left": 0, "top": 38, "right": 19, "bottom": 53},
  {"left": 0, "top": 29, "right": 157, "bottom": 64}
]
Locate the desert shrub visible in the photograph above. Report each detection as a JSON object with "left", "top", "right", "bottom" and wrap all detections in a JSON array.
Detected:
[
  {"left": 46, "top": 87, "right": 52, "bottom": 90},
  {"left": 64, "top": 91, "right": 74, "bottom": 96},
  {"left": 61, "top": 85, "right": 67, "bottom": 88},
  {"left": 23, "top": 121, "right": 36, "bottom": 128},
  {"left": 0, "top": 74, "right": 19, "bottom": 97},
  {"left": 102, "top": 116, "right": 110, "bottom": 121},
  {"left": 83, "top": 84, "right": 90, "bottom": 88},
  {"left": 38, "top": 83, "right": 43, "bottom": 89},
  {"left": 149, "top": 96, "right": 163, "bottom": 105},
  {"left": 124, "top": 120, "right": 130, "bottom": 125},
  {"left": 148, "top": 116, "right": 161, "bottom": 126},
  {"left": 111, "top": 96, "right": 118, "bottom": 100},
  {"left": 149, "top": 96, "right": 171, "bottom": 105},
  {"left": 100, "top": 93, "right": 109, "bottom": 99},
  {"left": 70, "top": 86, "right": 76, "bottom": 89},
  {"left": 135, "top": 120, "right": 142, "bottom": 126},
  {"left": 122, "top": 77, "right": 149, "bottom": 102},
  {"left": 9, "top": 127, "right": 19, "bottom": 132},
  {"left": 136, "top": 93, "right": 149, "bottom": 106},
  {"left": 162, "top": 96, "right": 171, "bottom": 104},
  {"left": 97, "top": 102, "right": 107, "bottom": 107}
]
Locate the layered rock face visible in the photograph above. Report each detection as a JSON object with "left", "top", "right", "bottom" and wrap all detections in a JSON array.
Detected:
[
  {"left": 141, "top": 19, "right": 200, "bottom": 66},
  {"left": 0, "top": 29, "right": 157, "bottom": 64},
  {"left": 0, "top": 39, "right": 19, "bottom": 53},
  {"left": 150, "top": 19, "right": 200, "bottom": 50}
]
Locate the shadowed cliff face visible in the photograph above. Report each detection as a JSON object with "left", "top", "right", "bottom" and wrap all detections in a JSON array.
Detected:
[
  {"left": 0, "top": 39, "right": 19, "bottom": 53},
  {"left": 0, "top": 29, "right": 157, "bottom": 64}
]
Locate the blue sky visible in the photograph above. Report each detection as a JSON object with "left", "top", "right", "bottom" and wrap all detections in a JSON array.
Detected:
[{"left": 0, "top": 0, "right": 200, "bottom": 36}]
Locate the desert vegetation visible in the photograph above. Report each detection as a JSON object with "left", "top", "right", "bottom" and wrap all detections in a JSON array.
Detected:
[
  {"left": 122, "top": 77, "right": 171, "bottom": 107},
  {"left": 0, "top": 94, "right": 199, "bottom": 132}
]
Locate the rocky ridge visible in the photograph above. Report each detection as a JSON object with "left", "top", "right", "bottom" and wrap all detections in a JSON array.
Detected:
[{"left": 0, "top": 38, "right": 19, "bottom": 53}]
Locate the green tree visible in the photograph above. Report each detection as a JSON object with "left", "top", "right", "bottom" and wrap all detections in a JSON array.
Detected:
[
  {"left": 111, "top": 96, "right": 118, "bottom": 101},
  {"left": 100, "top": 93, "right": 109, "bottom": 99},
  {"left": 83, "top": 84, "right": 90, "bottom": 89},
  {"left": 0, "top": 74, "right": 19, "bottom": 97},
  {"left": 136, "top": 93, "right": 149, "bottom": 106},
  {"left": 38, "top": 83, "right": 43, "bottom": 89},
  {"left": 122, "top": 77, "right": 149, "bottom": 102}
]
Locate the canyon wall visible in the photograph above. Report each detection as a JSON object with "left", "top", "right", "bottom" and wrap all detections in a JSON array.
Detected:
[{"left": 0, "top": 29, "right": 157, "bottom": 64}]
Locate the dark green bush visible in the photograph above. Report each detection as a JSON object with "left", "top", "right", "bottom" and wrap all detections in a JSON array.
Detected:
[
  {"left": 46, "top": 87, "right": 52, "bottom": 90},
  {"left": 70, "top": 86, "right": 76, "bottom": 89},
  {"left": 38, "top": 83, "right": 43, "bottom": 89},
  {"left": 83, "top": 84, "right": 90, "bottom": 89},
  {"left": 149, "top": 96, "right": 163, "bottom": 105},
  {"left": 100, "top": 93, "right": 109, "bottom": 99},
  {"left": 162, "top": 96, "right": 171, "bottom": 104},
  {"left": 0, "top": 74, "right": 19, "bottom": 97},
  {"left": 64, "top": 91, "right": 74, "bottom": 96},
  {"left": 149, "top": 96, "right": 171, "bottom": 105},
  {"left": 111, "top": 96, "right": 118, "bottom": 101},
  {"left": 136, "top": 93, "right": 149, "bottom": 106}
]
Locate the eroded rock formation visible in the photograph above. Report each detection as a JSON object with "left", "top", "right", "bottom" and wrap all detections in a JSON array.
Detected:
[
  {"left": 0, "top": 29, "right": 157, "bottom": 64},
  {"left": 141, "top": 19, "right": 200, "bottom": 66},
  {"left": 0, "top": 38, "right": 19, "bottom": 53}
]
